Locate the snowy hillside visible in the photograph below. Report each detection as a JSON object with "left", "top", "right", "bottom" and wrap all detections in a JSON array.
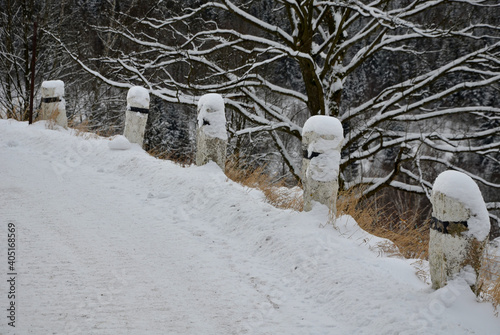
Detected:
[{"left": 1, "top": 119, "right": 499, "bottom": 335}]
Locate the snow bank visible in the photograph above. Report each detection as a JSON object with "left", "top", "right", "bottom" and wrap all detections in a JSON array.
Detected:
[
  {"left": 197, "top": 93, "right": 227, "bottom": 140},
  {"left": 108, "top": 135, "right": 131, "bottom": 150},
  {"left": 335, "top": 215, "right": 402, "bottom": 258},
  {"left": 1, "top": 119, "right": 500, "bottom": 334},
  {"left": 432, "top": 170, "right": 490, "bottom": 241}
]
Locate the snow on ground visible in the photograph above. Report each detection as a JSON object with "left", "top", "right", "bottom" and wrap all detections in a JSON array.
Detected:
[{"left": 0, "top": 119, "right": 499, "bottom": 334}]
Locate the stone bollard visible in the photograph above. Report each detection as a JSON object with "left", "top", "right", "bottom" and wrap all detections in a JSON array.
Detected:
[
  {"left": 123, "top": 86, "right": 150, "bottom": 146},
  {"left": 302, "top": 115, "right": 344, "bottom": 213},
  {"left": 429, "top": 170, "right": 490, "bottom": 293},
  {"left": 195, "top": 93, "right": 227, "bottom": 171},
  {"left": 40, "top": 80, "right": 67, "bottom": 127}
]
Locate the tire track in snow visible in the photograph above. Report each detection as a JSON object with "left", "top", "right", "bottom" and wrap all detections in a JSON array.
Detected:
[{"left": 1, "top": 144, "right": 262, "bottom": 334}]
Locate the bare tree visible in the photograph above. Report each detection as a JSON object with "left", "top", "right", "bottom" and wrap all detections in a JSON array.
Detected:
[
  {"left": 51, "top": 0, "right": 500, "bottom": 222},
  {"left": 0, "top": 0, "right": 80, "bottom": 119}
]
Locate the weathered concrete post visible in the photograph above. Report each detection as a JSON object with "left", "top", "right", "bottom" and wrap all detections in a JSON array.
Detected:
[
  {"left": 429, "top": 170, "right": 490, "bottom": 293},
  {"left": 123, "top": 86, "right": 150, "bottom": 146},
  {"left": 302, "top": 115, "right": 344, "bottom": 213},
  {"left": 196, "top": 93, "right": 227, "bottom": 171},
  {"left": 40, "top": 80, "right": 67, "bottom": 127}
]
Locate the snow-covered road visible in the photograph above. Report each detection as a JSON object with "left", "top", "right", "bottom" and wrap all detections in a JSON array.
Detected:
[{"left": 1, "top": 120, "right": 499, "bottom": 334}]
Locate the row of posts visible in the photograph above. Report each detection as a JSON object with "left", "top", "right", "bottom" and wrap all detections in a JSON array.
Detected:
[{"left": 40, "top": 81, "right": 491, "bottom": 294}]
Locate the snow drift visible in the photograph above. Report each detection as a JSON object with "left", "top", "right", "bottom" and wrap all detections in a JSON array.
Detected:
[{"left": 0, "top": 119, "right": 499, "bottom": 334}]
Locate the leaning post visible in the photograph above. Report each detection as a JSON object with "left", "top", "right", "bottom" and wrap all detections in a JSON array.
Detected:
[
  {"left": 40, "top": 80, "right": 67, "bottom": 128},
  {"left": 123, "top": 86, "right": 150, "bottom": 146},
  {"left": 195, "top": 93, "right": 227, "bottom": 171},
  {"left": 302, "top": 115, "right": 344, "bottom": 213},
  {"left": 429, "top": 170, "right": 490, "bottom": 293}
]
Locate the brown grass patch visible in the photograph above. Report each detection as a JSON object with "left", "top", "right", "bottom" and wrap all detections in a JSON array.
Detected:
[
  {"left": 261, "top": 184, "right": 303, "bottom": 211},
  {"left": 68, "top": 119, "right": 90, "bottom": 134},
  {"left": 478, "top": 251, "right": 500, "bottom": 313},
  {"left": 225, "top": 157, "right": 303, "bottom": 211},
  {"left": 226, "top": 160, "right": 429, "bottom": 259},
  {"left": 147, "top": 148, "right": 194, "bottom": 167},
  {"left": 3, "top": 107, "right": 30, "bottom": 121},
  {"left": 67, "top": 119, "right": 102, "bottom": 140},
  {"left": 492, "top": 276, "right": 500, "bottom": 314},
  {"left": 34, "top": 107, "right": 61, "bottom": 129},
  {"left": 335, "top": 187, "right": 377, "bottom": 229},
  {"left": 335, "top": 187, "right": 429, "bottom": 259}
]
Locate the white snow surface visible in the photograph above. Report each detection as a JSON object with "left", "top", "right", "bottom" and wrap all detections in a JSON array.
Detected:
[
  {"left": 108, "top": 135, "right": 132, "bottom": 150},
  {"left": 432, "top": 170, "right": 490, "bottom": 241},
  {"left": 197, "top": 94, "right": 228, "bottom": 140},
  {"left": 41, "top": 80, "right": 65, "bottom": 98},
  {"left": 1, "top": 119, "right": 499, "bottom": 334},
  {"left": 127, "top": 86, "right": 150, "bottom": 109}
]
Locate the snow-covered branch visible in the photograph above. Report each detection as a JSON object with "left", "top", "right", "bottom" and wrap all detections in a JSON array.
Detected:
[{"left": 46, "top": 0, "right": 499, "bottom": 219}]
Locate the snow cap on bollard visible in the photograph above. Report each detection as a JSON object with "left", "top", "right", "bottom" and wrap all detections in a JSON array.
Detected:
[
  {"left": 196, "top": 93, "right": 227, "bottom": 171},
  {"left": 429, "top": 170, "right": 490, "bottom": 292},
  {"left": 302, "top": 115, "right": 344, "bottom": 212},
  {"left": 123, "top": 86, "right": 150, "bottom": 146},
  {"left": 41, "top": 80, "right": 64, "bottom": 99},
  {"left": 197, "top": 93, "right": 228, "bottom": 140},
  {"left": 127, "top": 86, "right": 150, "bottom": 111},
  {"left": 41, "top": 80, "right": 67, "bottom": 127}
]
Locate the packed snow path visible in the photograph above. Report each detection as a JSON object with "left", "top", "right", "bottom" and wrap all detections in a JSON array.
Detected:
[{"left": 1, "top": 120, "right": 499, "bottom": 334}]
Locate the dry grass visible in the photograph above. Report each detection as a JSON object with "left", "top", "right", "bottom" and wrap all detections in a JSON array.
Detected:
[
  {"left": 262, "top": 184, "right": 303, "bottom": 211},
  {"left": 68, "top": 119, "right": 90, "bottom": 135},
  {"left": 492, "top": 276, "right": 500, "bottom": 314},
  {"left": 226, "top": 158, "right": 500, "bottom": 308},
  {"left": 10, "top": 107, "right": 34, "bottom": 121},
  {"left": 225, "top": 157, "right": 269, "bottom": 186},
  {"left": 3, "top": 107, "right": 30, "bottom": 121},
  {"left": 147, "top": 148, "right": 194, "bottom": 167},
  {"left": 95, "top": 127, "right": 122, "bottom": 138},
  {"left": 366, "top": 215, "right": 430, "bottom": 260},
  {"left": 335, "top": 187, "right": 430, "bottom": 259},
  {"left": 69, "top": 117, "right": 123, "bottom": 138},
  {"left": 225, "top": 157, "right": 303, "bottom": 211},
  {"left": 335, "top": 187, "right": 378, "bottom": 229},
  {"left": 478, "top": 251, "right": 500, "bottom": 313},
  {"left": 226, "top": 160, "right": 429, "bottom": 259},
  {"left": 66, "top": 119, "right": 103, "bottom": 140},
  {"left": 35, "top": 107, "right": 60, "bottom": 129}
]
